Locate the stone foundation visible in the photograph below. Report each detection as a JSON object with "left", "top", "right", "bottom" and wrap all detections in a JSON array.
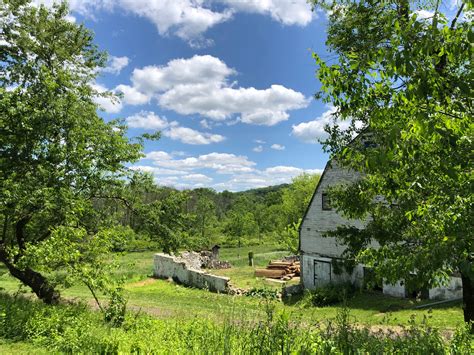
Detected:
[{"left": 153, "top": 253, "right": 230, "bottom": 293}]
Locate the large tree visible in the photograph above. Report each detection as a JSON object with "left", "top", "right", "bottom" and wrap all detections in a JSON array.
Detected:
[
  {"left": 311, "top": 0, "right": 473, "bottom": 326},
  {"left": 0, "top": 1, "right": 142, "bottom": 303}
]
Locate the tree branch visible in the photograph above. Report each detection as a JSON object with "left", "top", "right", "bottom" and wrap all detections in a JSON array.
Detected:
[{"left": 450, "top": 3, "right": 465, "bottom": 30}]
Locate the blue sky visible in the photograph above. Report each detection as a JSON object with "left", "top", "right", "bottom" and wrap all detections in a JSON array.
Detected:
[
  {"left": 36, "top": 2, "right": 342, "bottom": 190},
  {"left": 33, "top": 1, "right": 465, "bottom": 191}
]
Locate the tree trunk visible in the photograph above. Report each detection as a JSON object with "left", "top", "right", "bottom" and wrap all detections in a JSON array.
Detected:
[
  {"left": 0, "top": 250, "right": 60, "bottom": 304},
  {"left": 460, "top": 272, "right": 474, "bottom": 332}
]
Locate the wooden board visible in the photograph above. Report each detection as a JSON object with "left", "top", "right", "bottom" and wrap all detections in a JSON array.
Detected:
[{"left": 255, "top": 269, "right": 286, "bottom": 278}]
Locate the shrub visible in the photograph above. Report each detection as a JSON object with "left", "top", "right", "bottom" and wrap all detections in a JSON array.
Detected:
[
  {"left": 245, "top": 287, "right": 280, "bottom": 301},
  {"left": 310, "top": 283, "right": 355, "bottom": 307},
  {"left": 0, "top": 292, "right": 471, "bottom": 354}
]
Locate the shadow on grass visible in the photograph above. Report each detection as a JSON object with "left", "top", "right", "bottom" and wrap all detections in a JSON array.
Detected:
[{"left": 282, "top": 289, "right": 463, "bottom": 313}]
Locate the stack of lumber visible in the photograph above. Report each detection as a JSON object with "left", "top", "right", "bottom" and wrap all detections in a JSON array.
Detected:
[{"left": 254, "top": 260, "right": 301, "bottom": 280}]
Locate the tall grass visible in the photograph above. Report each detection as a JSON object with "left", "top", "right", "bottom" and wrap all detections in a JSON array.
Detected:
[{"left": 0, "top": 293, "right": 472, "bottom": 354}]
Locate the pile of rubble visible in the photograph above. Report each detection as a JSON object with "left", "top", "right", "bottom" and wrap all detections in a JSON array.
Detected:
[
  {"left": 179, "top": 250, "right": 231, "bottom": 270},
  {"left": 255, "top": 260, "right": 300, "bottom": 281}
]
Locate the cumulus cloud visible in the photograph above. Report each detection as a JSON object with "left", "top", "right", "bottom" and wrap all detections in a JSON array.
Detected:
[
  {"left": 292, "top": 105, "right": 364, "bottom": 143},
  {"left": 182, "top": 173, "right": 213, "bottom": 183},
  {"left": 218, "top": 0, "right": 314, "bottom": 26},
  {"left": 91, "top": 82, "right": 123, "bottom": 113},
  {"left": 37, "top": 0, "right": 313, "bottom": 46},
  {"left": 138, "top": 151, "right": 323, "bottom": 191},
  {"left": 129, "top": 165, "right": 188, "bottom": 175},
  {"left": 253, "top": 145, "right": 263, "bottom": 153},
  {"left": 117, "top": 0, "right": 233, "bottom": 45},
  {"left": 292, "top": 105, "right": 338, "bottom": 143},
  {"left": 131, "top": 55, "right": 235, "bottom": 93},
  {"left": 125, "top": 110, "right": 225, "bottom": 145},
  {"left": 270, "top": 144, "right": 285, "bottom": 150},
  {"left": 212, "top": 165, "right": 323, "bottom": 191},
  {"left": 114, "top": 84, "right": 150, "bottom": 105},
  {"left": 144, "top": 151, "right": 256, "bottom": 174},
  {"left": 127, "top": 55, "right": 308, "bottom": 126},
  {"left": 163, "top": 126, "right": 226, "bottom": 145},
  {"left": 103, "top": 56, "right": 129, "bottom": 75},
  {"left": 413, "top": 9, "right": 434, "bottom": 20},
  {"left": 126, "top": 111, "right": 169, "bottom": 130}
]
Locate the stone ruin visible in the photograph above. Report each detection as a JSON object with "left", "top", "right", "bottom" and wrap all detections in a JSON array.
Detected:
[
  {"left": 153, "top": 253, "right": 230, "bottom": 293},
  {"left": 180, "top": 250, "right": 231, "bottom": 270}
]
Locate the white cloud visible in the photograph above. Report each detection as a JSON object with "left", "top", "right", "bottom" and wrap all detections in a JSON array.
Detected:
[
  {"left": 131, "top": 55, "right": 235, "bottom": 93},
  {"left": 159, "top": 83, "right": 308, "bottom": 125},
  {"left": 91, "top": 82, "right": 122, "bottom": 113},
  {"left": 138, "top": 150, "right": 323, "bottom": 191},
  {"left": 163, "top": 126, "right": 226, "bottom": 145},
  {"left": 292, "top": 105, "right": 337, "bottom": 143},
  {"left": 218, "top": 0, "right": 314, "bottom": 26},
  {"left": 270, "top": 143, "right": 285, "bottom": 150},
  {"left": 212, "top": 165, "right": 323, "bottom": 191},
  {"left": 126, "top": 111, "right": 169, "bottom": 130},
  {"left": 144, "top": 151, "right": 256, "bottom": 174},
  {"left": 253, "top": 145, "right": 263, "bottom": 153},
  {"left": 116, "top": 0, "right": 233, "bottom": 45},
  {"left": 115, "top": 84, "right": 150, "bottom": 105},
  {"left": 125, "top": 110, "right": 225, "bottom": 145},
  {"left": 292, "top": 105, "right": 364, "bottom": 143},
  {"left": 125, "top": 55, "right": 309, "bottom": 125},
  {"left": 413, "top": 10, "right": 434, "bottom": 20},
  {"left": 182, "top": 173, "right": 213, "bottom": 183},
  {"left": 200, "top": 119, "right": 212, "bottom": 129},
  {"left": 129, "top": 165, "right": 188, "bottom": 175},
  {"left": 35, "top": 0, "right": 314, "bottom": 47},
  {"left": 254, "top": 139, "right": 266, "bottom": 144},
  {"left": 103, "top": 56, "right": 129, "bottom": 75}
]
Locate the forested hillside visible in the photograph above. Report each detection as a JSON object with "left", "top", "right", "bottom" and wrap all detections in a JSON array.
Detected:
[{"left": 99, "top": 173, "right": 320, "bottom": 253}]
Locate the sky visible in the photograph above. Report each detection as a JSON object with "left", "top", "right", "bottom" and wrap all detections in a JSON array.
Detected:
[{"left": 32, "top": 0, "right": 460, "bottom": 192}]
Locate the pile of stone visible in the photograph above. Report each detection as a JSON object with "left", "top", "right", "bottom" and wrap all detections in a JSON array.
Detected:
[
  {"left": 254, "top": 260, "right": 301, "bottom": 280},
  {"left": 179, "top": 250, "right": 231, "bottom": 270}
]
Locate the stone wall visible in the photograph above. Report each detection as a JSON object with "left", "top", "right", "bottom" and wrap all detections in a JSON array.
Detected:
[{"left": 153, "top": 253, "right": 230, "bottom": 293}]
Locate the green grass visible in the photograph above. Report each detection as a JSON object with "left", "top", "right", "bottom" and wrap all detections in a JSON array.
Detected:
[
  {"left": 210, "top": 244, "right": 299, "bottom": 289},
  {"left": 0, "top": 339, "right": 49, "bottom": 354},
  {"left": 0, "top": 246, "right": 466, "bottom": 330}
]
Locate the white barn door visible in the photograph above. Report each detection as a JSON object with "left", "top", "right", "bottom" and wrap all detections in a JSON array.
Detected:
[{"left": 314, "top": 260, "right": 331, "bottom": 287}]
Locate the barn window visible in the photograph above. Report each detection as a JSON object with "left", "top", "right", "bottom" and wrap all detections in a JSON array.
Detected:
[{"left": 322, "top": 193, "right": 331, "bottom": 210}]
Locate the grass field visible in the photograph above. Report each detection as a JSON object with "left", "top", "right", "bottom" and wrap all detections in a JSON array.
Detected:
[{"left": 0, "top": 245, "right": 465, "bottom": 330}]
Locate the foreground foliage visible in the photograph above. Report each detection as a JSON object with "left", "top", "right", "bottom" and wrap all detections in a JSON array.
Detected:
[
  {"left": 0, "top": 293, "right": 472, "bottom": 354},
  {"left": 0, "top": 0, "right": 143, "bottom": 307},
  {"left": 311, "top": 0, "right": 473, "bottom": 325}
]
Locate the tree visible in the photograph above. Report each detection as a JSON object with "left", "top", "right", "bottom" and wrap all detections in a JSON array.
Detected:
[
  {"left": 0, "top": 1, "right": 143, "bottom": 304},
  {"left": 187, "top": 188, "right": 218, "bottom": 247},
  {"left": 225, "top": 196, "right": 258, "bottom": 247},
  {"left": 310, "top": 0, "right": 473, "bottom": 326},
  {"left": 281, "top": 173, "right": 320, "bottom": 225}
]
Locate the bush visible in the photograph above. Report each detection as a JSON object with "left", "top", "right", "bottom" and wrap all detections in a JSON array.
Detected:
[
  {"left": 0, "top": 292, "right": 471, "bottom": 354},
  {"left": 245, "top": 287, "right": 280, "bottom": 301},
  {"left": 310, "top": 283, "right": 355, "bottom": 307}
]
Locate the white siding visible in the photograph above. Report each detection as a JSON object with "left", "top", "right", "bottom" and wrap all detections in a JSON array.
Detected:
[
  {"left": 300, "top": 161, "right": 365, "bottom": 257},
  {"left": 300, "top": 160, "right": 462, "bottom": 300},
  {"left": 301, "top": 254, "right": 364, "bottom": 290}
]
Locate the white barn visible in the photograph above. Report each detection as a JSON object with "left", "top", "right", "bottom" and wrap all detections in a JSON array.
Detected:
[{"left": 299, "top": 160, "right": 463, "bottom": 300}]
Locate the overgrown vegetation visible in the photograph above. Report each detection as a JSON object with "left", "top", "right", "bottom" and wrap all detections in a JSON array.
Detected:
[
  {"left": 305, "top": 283, "right": 356, "bottom": 307},
  {"left": 0, "top": 293, "right": 472, "bottom": 354}
]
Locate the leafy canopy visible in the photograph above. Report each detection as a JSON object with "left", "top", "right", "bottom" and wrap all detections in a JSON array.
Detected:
[
  {"left": 311, "top": 0, "right": 472, "bottom": 290},
  {"left": 0, "top": 0, "right": 143, "bottom": 304}
]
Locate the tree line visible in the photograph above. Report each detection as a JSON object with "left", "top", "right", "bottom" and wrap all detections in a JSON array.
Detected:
[{"left": 97, "top": 173, "right": 320, "bottom": 253}]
